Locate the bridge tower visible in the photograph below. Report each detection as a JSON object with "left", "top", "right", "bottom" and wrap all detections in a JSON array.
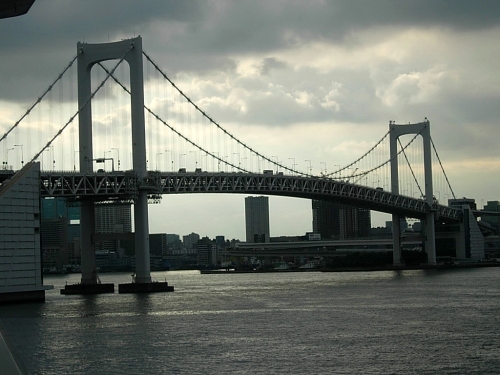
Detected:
[
  {"left": 77, "top": 37, "right": 151, "bottom": 285},
  {"left": 389, "top": 120, "right": 437, "bottom": 265}
]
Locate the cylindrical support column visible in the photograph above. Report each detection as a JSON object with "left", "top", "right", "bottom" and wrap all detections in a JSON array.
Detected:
[
  {"left": 392, "top": 214, "right": 402, "bottom": 265},
  {"left": 77, "top": 42, "right": 97, "bottom": 285},
  {"left": 80, "top": 202, "right": 97, "bottom": 284},
  {"left": 425, "top": 212, "right": 437, "bottom": 265},
  {"left": 389, "top": 122, "right": 401, "bottom": 266},
  {"left": 128, "top": 37, "right": 152, "bottom": 283},
  {"left": 134, "top": 192, "right": 151, "bottom": 283}
]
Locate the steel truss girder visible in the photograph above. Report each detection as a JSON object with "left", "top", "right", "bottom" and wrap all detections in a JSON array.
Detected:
[
  {"left": 40, "top": 172, "right": 138, "bottom": 200},
  {"left": 40, "top": 171, "right": 462, "bottom": 221}
]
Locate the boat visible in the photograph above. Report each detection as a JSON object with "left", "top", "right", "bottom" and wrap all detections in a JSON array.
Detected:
[
  {"left": 299, "top": 261, "right": 317, "bottom": 269},
  {"left": 273, "top": 258, "right": 290, "bottom": 270}
]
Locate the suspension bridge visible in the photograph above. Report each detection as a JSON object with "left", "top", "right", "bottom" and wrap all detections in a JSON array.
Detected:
[{"left": 0, "top": 37, "right": 474, "bottom": 294}]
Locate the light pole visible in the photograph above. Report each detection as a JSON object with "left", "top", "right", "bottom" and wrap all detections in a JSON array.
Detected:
[
  {"left": 4, "top": 148, "right": 14, "bottom": 169},
  {"left": 103, "top": 151, "right": 111, "bottom": 171},
  {"left": 288, "top": 158, "right": 296, "bottom": 175},
  {"left": 305, "top": 160, "right": 312, "bottom": 175},
  {"left": 42, "top": 148, "right": 51, "bottom": 171},
  {"left": 272, "top": 155, "right": 278, "bottom": 173},
  {"left": 14, "top": 144, "right": 23, "bottom": 168},
  {"left": 320, "top": 162, "right": 327, "bottom": 175},
  {"left": 111, "top": 148, "right": 120, "bottom": 170}
]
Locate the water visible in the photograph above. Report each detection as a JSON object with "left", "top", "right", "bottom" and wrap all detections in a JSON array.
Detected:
[{"left": 0, "top": 268, "right": 499, "bottom": 374}]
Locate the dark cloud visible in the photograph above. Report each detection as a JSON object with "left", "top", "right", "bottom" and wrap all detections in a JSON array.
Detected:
[
  {"left": 2, "top": 0, "right": 500, "bottom": 103},
  {"left": 259, "top": 58, "right": 287, "bottom": 76}
]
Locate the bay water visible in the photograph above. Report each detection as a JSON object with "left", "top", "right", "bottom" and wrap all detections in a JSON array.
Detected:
[{"left": 0, "top": 268, "right": 499, "bottom": 374}]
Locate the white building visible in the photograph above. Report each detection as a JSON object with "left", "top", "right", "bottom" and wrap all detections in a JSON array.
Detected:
[{"left": 0, "top": 162, "right": 52, "bottom": 302}]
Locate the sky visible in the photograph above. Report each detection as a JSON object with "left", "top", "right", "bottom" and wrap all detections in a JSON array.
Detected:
[{"left": 1, "top": 1, "right": 499, "bottom": 240}]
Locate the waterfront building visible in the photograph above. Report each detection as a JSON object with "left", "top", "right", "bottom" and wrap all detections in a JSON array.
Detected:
[
  {"left": 448, "top": 197, "right": 477, "bottom": 210},
  {"left": 197, "top": 237, "right": 217, "bottom": 266},
  {"left": 183, "top": 232, "right": 200, "bottom": 249},
  {"left": 245, "top": 196, "right": 270, "bottom": 243},
  {"left": 166, "top": 234, "right": 180, "bottom": 245},
  {"left": 0, "top": 163, "right": 51, "bottom": 302},
  {"left": 150, "top": 233, "right": 168, "bottom": 256},
  {"left": 482, "top": 201, "right": 500, "bottom": 234}
]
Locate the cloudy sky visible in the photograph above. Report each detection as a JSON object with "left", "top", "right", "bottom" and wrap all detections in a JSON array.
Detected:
[{"left": 1, "top": 1, "right": 499, "bottom": 240}]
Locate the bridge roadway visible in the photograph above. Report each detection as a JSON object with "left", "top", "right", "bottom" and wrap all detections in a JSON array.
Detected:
[{"left": 39, "top": 170, "right": 462, "bottom": 221}]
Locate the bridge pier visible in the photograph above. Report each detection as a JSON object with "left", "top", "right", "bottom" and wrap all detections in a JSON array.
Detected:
[
  {"left": 133, "top": 191, "right": 151, "bottom": 283},
  {"left": 392, "top": 214, "right": 403, "bottom": 265},
  {"left": 80, "top": 202, "right": 97, "bottom": 284},
  {"left": 61, "top": 199, "right": 115, "bottom": 295},
  {"left": 62, "top": 36, "right": 174, "bottom": 295},
  {"left": 424, "top": 212, "right": 437, "bottom": 265},
  {"left": 390, "top": 120, "right": 437, "bottom": 266}
]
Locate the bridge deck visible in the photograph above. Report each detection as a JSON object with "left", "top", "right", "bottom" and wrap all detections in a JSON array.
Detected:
[{"left": 38, "top": 170, "right": 462, "bottom": 221}]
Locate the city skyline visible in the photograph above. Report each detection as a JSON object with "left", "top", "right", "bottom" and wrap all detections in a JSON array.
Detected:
[{"left": 1, "top": 1, "right": 499, "bottom": 240}]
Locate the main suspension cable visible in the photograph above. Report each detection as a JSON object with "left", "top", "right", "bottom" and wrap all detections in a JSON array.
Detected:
[
  {"left": 97, "top": 63, "right": 249, "bottom": 173},
  {"left": 431, "top": 137, "right": 456, "bottom": 200},
  {"left": 142, "top": 50, "right": 306, "bottom": 176},
  {"left": 30, "top": 46, "right": 133, "bottom": 163},
  {"left": 0, "top": 54, "right": 79, "bottom": 144}
]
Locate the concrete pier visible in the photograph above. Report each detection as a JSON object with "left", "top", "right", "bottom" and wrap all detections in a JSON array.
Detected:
[
  {"left": 60, "top": 283, "right": 114, "bottom": 295},
  {"left": 118, "top": 282, "right": 174, "bottom": 294}
]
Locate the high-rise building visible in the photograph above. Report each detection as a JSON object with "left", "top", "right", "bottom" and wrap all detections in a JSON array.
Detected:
[
  {"left": 312, "top": 200, "right": 371, "bottom": 240},
  {"left": 41, "top": 197, "right": 79, "bottom": 221},
  {"left": 245, "top": 196, "right": 270, "bottom": 243},
  {"left": 482, "top": 201, "right": 500, "bottom": 234},
  {"left": 41, "top": 197, "right": 81, "bottom": 267},
  {"left": 339, "top": 205, "right": 371, "bottom": 239},
  {"left": 312, "top": 200, "right": 340, "bottom": 239},
  {"left": 183, "top": 232, "right": 200, "bottom": 249},
  {"left": 197, "top": 237, "right": 217, "bottom": 266},
  {"left": 150, "top": 233, "right": 168, "bottom": 256},
  {"left": 95, "top": 204, "right": 132, "bottom": 252}
]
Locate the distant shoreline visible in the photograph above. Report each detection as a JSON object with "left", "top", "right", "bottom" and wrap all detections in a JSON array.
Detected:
[{"left": 200, "top": 262, "right": 500, "bottom": 274}]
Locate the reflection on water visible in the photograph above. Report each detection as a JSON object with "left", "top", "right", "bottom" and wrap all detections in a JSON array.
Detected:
[{"left": 1, "top": 268, "right": 499, "bottom": 375}]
